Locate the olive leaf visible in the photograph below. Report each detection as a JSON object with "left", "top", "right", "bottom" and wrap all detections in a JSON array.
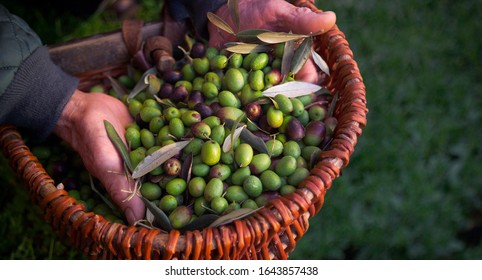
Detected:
[
  {"left": 236, "top": 29, "right": 270, "bottom": 43},
  {"left": 207, "top": 12, "right": 235, "bottom": 35},
  {"left": 327, "top": 92, "right": 339, "bottom": 118},
  {"left": 145, "top": 208, "right": 155, "bottom": 225},
  {"left": 262, "top": 81, "right": 322, "bottom": 98},
  {"left": 127, "top": 67, "right": 158, "bottom": 101},
  {"left": 290, "top": 36, "right": 313, "bottom": 75},
  {"left": 140, "top": 196, "right": 172, "bottom": 231},
  {"left": 104, "top": 120, "right": 133, "bottom": 172},
  {"left": 225, "top": 42, "right": 271, "bottom": 54},
  {"left": 180, "top": 153, "right": 193, "bottom": 183},
  {"left": 227, "top": 0, "right": 240, "bottom": 32},
  {"left": 179, "top": 214, "right": 220, "bottom": 233},
  {"left": 106, "top": 75, "right": 129, "bottom": 98},
  {"left": 224, "top": 119, "right": 268, "bottom": 154},
  {"left": 223, "top": 126, "right": 244, "bottom": 153},
  {"left": 131, "top": 140, "right": 192, "bottom": 179},
  {"left": 281, "top": 39, "right": 295, "bottom": 80},
  {"left": 257, "top": 32, "right": 307, "bottom": 44},
  {"left": 311, "top": 48, "right": 330, "bottom": 76},
  {"left": 209, "top": 208, "right": 259, "bottom": 228}
]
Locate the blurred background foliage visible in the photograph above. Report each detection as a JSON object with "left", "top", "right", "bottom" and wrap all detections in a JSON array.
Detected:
[{"left": 0, "top": 0, "right": 481, "bottom": 259}]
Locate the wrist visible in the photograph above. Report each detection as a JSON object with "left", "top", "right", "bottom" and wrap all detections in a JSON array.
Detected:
[{"left": 54, "top": 89, "right": 86, "bottom": 144}]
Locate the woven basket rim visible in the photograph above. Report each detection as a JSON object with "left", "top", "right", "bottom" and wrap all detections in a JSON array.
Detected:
[{"left": 0, "top": 2, "right": 367, "bottom": 260}]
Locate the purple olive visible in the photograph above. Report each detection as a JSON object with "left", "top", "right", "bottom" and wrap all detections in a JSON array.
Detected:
[
  {"left": 158, "top": 82, "right": 173, "bottom": 99},
  {"left": 193, "top": 103, "right": 214, "bottom": 119},
  {"left": 244, "top": 102, "right": 262, "bottom": 121},
  {"left": 171, "top": 85, "right": 189, "bottom": 103},
  {"left": 187, "top": 90, "right": 204, "bottom": 109},
  {"left": 190, "top": 42, "right": 206, "bottom": 58},
  {"left": 303, "top": 120, "right": 326, "bottom": 146},
  {"left": 285, "top": 117, "right": 305, "bottom": 141},
  {"left": 162, "top": 69, "right": 182, "bottom": 84}
]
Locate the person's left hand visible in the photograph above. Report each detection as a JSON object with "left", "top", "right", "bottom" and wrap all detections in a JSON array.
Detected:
[
  {"left": 54, "top": 89, "right": 145, "bottom": 225},
  {"left": 208, "top": 0, "right": 336, "bottom": 83}
]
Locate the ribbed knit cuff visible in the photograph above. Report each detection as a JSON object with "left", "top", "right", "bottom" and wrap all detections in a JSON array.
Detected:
[{"left": 1, "top": 46, "right": 79, "bottom": 141}]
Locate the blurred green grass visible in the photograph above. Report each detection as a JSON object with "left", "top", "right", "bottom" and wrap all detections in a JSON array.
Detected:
[{"left": 1, "top": 0, "right": 481, "bottom": 259}]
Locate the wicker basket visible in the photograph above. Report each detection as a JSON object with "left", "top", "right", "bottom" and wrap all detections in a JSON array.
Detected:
[{"left": 0, "top": 1, "right": 367, "bottom": 260}]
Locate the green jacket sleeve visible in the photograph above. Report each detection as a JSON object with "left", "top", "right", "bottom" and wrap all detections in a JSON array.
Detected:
[{"left": 0, "top": 5, "right": 78, "bottom": 141}]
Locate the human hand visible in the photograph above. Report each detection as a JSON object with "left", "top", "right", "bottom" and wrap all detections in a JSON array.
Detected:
[
  {"left": 54, "top": 89, "right": 144, "bottom": 225},
  {"left": 209, "top": 0, "right": 336, "bottom": 83}
]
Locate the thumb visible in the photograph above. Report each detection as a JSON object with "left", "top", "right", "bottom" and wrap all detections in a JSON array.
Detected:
[
  {"left": 102, "top": 174, "right": 145, "bottom": 225},
  {"left": 279, "top": 6, "right": 336, "bottom": 35}
]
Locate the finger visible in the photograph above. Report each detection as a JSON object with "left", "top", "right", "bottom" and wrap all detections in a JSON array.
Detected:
[
  {"left": 279, "top": 7, "right": 336, "bottom": 35},
  {"left": 103, "top": 174, "right": 145, "bottom": 224}
]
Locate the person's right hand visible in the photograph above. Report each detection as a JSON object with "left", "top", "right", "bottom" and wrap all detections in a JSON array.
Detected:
[{"left": 209, "top": 0, "right": 336, "bottom": 84}]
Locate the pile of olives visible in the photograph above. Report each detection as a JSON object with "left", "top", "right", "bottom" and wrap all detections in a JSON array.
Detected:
[
  {"left": 29, "top": 40, "right": 337, "bottom": 230},
  {"left": 119, "top": 41, "right": 337, "bottom": 230}
]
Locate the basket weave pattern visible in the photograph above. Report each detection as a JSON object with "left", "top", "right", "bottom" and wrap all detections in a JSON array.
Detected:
[{"left": 0, "top": 1, "right": 367, "bottom": 259}]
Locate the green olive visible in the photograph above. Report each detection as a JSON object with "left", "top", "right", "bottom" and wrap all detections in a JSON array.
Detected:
[
  {"left": 223, "top": 68, "right": 245, "bottom": 93},
  {"left": 201, "top": 140, "right": 221, "bottom": 166},
  {"left": 260, "top": 170, "right": 282, "bottom": 191},
  {"left": 250, "top": 53, "right": 269, "bottom": 70},
  {"left": 204, "top": 178, "right": 224, "bottom": 202},
  {"left": 275, "top": 156, "right": 297, "bottom": 177},
  {"left": 166, "top": 178, "right": 187, "bottom": 196},
  {"left": 140, "top": 128, "right": 155, "bottom": 149},
  {"left": 169, "top": 117, "right": 185, "bottom": 139},
  {"left": 231, "top": 166, "right": 251, "bottom": 186},
  {"left": 249, "top": 153, "right": 271, "bottom": 175},
  {"left": 159, "top": 195, "right": 178, "bottom": 213},
  {"left": 225, "top": 185, "right": 249, "bottom": 203},
  {"left": 140, "top": 182, "right": 162, "bottom": 200},
  {"left": 234, "top": 143, "right": 254, "bottom": 167},
  {"left": 125, "top": 127, "right": 141, "bottom": 150},
  {"left": 188, "top": 177, "right": 206, "bottom": 197},
  {"left": 243, "top": 175, "right": 263, "bottom": 198},
  {"left": 248, "top": 69, "right": 265, "bottom": 91}
]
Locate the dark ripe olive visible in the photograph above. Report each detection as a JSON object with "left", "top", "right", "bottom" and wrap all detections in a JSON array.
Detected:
[
  {"left": 171, "top": 85, "right": 189, "bottom": 103},
  {"left": 244, "top": 102, "right": 262, "bottom": 121},
  {"left": 285, "top": 117, "right": 305, "bottom": 141},
  {"left": 252, "top": 130, "right": 271, "bottom": 142},
  {"left": 210, "top": 101, "right": 223, "bottom": 114},
  {"left": 158, "top": 82, "right": 173, "bottom": 99},
  {"left": 193, "top": 103, "right": 214, "bottom": 119},
  {"left": 190, "top": 42, "right": 206, "bottom": 58},
  {"left": 163, "top": 158, "right": 182, "bottom": 176},
  {"left": 303, "top": 120, "right": 326, "bottom": 146},
  {"left": 162, "top": 69, "right": 182, "bottom": 84},
  {"left": 187, "top": 90, "right": 204, "bottom": 109}
]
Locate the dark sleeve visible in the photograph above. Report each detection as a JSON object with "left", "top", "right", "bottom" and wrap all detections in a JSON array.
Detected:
[
  {"left": 166, "top": 0, "right": 227, "bottom": 39},
  {"left": 0, "top": 5, "right": 78, "bottom": 141}
]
